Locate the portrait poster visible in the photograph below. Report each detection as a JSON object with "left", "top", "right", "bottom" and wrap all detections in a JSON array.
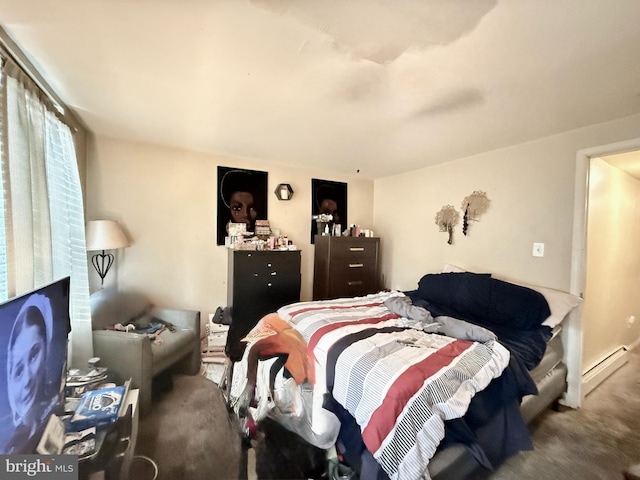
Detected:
[
  {"left": 217, "top": 166, "right": 268, "bottom": 246},
  {"left": 311, "top": 179, "right": 347, "bottom": 243}
]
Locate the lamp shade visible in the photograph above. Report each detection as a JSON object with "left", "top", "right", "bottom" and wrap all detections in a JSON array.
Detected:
[{"left": 85, "top": 220, "right": 130, "bottom": 251}]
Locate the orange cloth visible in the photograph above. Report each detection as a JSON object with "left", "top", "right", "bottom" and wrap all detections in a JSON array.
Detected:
[{"left": 243, "top": 313, "right": 315, "bottom": 385}]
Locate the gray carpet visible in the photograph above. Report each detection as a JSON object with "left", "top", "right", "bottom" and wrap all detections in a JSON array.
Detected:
[
  {"left": 135, "top": 373, "right": 245, "bottom": 480},
  {"left": 136, "top": 350, "right": 640, "bottom": 480},
  {"left": 489, "top": 348, "right": 640, "bottom": 479}
]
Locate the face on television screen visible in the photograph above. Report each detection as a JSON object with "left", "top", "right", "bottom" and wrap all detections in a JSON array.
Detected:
[{"left": 0, "top": 277, "right": 71, "bottom": 454}]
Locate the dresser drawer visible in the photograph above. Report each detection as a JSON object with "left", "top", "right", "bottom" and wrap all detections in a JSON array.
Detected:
[
  {"left": 313, "top": 236, "right": 380, "bottom": 300},
  {"left": 328, "top": 260, "right": 378, "bottom": 298},
  {"left": 329, "top": 238, "right": 378, "bottom": 259},
  {"left": 329, "top": 257, "right": 377, "bottom": 278}
]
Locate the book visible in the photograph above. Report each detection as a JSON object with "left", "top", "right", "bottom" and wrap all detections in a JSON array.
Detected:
[{"left": 67, "top": 380, "right": 131, "bottom": 432}]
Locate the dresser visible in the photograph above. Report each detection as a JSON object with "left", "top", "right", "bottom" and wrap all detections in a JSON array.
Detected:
[
  {"left": 226, "top": 249, "right": 301, "bottom": 360},
  {"left": 313, "top": 236, "right": 380, "bottom": 300}
]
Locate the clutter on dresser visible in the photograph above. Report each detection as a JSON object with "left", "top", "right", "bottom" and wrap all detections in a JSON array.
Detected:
[
  {"left": 227, "top": 220, "right": 297, "bottom": 251},
  {"left": 347, "top": 224, "right": 374, "bottom": 237},
  {"left": 312, "top": 213, "right": 334, "bottom": 236}
]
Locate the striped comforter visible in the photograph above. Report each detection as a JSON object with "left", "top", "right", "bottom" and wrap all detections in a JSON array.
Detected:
[{"left": 275, "top": 291, "right": 510, "bottom": 480}]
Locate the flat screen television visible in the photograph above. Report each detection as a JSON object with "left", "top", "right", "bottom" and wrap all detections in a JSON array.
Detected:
[{"left": 0, "top": 276, "right": 71, "bottom": 454}]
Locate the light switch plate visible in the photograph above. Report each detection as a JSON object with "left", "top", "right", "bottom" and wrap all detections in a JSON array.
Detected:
[{"left": 533, "top": 243, "right": 545, "bottom": 257}]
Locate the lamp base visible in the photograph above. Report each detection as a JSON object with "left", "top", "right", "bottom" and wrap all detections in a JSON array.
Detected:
[{"left": 91, "top": 250, "right": 114, "bottom": 286}]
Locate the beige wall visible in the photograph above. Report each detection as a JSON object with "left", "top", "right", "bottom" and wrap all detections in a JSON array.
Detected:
[
  {"left": 373, "top": 113, "right": 640, "bottom": 293},
  {"left": 85, "top": 136, "right": 374, "bottom": 322},
  {"left": 583, "top": 158, "right": 640, "bottom": 370},
  {"left": 373, "top": 112, "right": 640, "bottom": 406},
  {"left": 85, "top": 114, "right": 640, "bottom": 406}
]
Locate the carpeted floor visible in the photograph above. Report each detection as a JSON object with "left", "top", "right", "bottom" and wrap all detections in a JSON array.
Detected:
[
  {"left": 134, "top": 372, "right": 246, "bottom": 480},
  {"left": 488, "top": 348, "right": 640, "bottom": 479},
  {"left": 135, "top": 350, "right": 640, "bottom": 480}
]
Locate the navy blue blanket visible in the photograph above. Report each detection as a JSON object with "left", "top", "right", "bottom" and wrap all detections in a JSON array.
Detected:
[{"left": 407, "top": 272, "right": 553, "bottom": 369}]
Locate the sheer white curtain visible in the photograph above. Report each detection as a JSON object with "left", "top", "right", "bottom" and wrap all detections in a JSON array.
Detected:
[{"left": 0, "top": 57, "right": 92, "bottom": 367}]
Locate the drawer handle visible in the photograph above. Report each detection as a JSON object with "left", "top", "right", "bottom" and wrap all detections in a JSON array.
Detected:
[
  {"left": 271, "top": 271, "right": 277, "bottom": 276},
  {"left": 349, "top": 263, "right": 364, "bottom": 268},
  {"left": 348, "top": 281, "right": 363, "bottom": 286},
  {"left": 267, "top": 283, "right": 272, "bottom": 287},
  {"left": 349, "top": 247, "right": 365, "bottom": 252}
]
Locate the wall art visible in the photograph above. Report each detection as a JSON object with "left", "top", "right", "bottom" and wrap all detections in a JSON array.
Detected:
[
  {"left": 217, "top": 166, "right": 268, "bottom": 246},
  {"left": 461, "top": 190, "right": 490, "bottom": 236},
  {"left": 311, "top": 179, "right": 347, "bottom": 243},
  {"left": 435, "top": 205, "right": 460, "bottom": 245}
]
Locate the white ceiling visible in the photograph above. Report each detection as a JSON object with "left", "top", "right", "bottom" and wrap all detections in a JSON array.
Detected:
[{"left": 1, "top": 0, "right": 640, "bottom": 179}]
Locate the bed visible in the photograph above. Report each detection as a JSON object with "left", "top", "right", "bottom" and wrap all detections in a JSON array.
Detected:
[{"left": 225, "top": 271, "right": 581, "bottom": 480}]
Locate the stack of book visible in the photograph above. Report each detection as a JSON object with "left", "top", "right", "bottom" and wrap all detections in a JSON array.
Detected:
[{"left": 202, "top": 315, "right": 228, "bottom": 364}]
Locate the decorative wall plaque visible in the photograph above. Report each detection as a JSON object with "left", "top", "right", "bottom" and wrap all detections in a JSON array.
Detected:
[
  {"left": 461, "top": 190, "right": 490, "bottom": 236},
  {"left": 435, "top": 205, "right": 460, "bottom": 245}
]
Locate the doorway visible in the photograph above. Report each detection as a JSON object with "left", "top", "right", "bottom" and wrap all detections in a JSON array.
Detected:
[{"left": 567, "top": 138, "right": 640, "bottom": 407}]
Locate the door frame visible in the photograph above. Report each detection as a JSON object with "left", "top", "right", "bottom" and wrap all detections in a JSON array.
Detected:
[{"left": 566, "top": 137, "right": 640, "bottom": 407}]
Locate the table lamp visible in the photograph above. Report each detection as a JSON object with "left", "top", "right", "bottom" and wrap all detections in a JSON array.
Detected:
[{"left": 85, "top": 220, "right": 130, "bottom": 286}]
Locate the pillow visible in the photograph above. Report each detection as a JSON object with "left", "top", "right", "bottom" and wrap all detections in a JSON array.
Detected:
[
  {"left": 416, "top": 272, "right": 550, "bottom": 330},
  {"left": 519, "top": 284, "right": 582, "bottom": 328},
  {"left": 441, "top": 263, "right": 582, "bottom": 328},
  {"left": 442, "top": 263, "right": 465, "bottom": 273}
]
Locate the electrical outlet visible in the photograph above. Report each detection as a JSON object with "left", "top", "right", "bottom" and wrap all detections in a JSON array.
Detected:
[{"left": 532, "top": 243, "right": 545, "bottom": 257}]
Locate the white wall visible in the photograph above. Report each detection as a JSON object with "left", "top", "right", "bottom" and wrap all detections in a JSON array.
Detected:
[
  {"left": 583, "top": 158, "right": 640, "bottom": 369},
  {"left": 85, "top": 136, "right": 374, "bottom": 324}
]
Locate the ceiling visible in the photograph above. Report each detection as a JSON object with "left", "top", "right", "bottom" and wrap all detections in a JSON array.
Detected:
[{"left": 1, "top": 0, "right": 640, "bottom": 179}]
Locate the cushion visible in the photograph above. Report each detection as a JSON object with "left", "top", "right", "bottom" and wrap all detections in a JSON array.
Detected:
[{"left": 90, "top": 288, "right": 152, "bottom": 330}]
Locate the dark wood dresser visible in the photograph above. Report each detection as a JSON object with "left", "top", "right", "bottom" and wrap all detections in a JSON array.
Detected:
[
  {"left": 226, "top": 249, "right": 301, "bottom": 360},
  {"left": 313, "top": 235, "right": 380, "bottom": 300}
]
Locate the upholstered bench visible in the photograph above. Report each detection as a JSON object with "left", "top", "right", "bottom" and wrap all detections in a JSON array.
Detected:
[{"left": 90, "top": 288, "right": 201, "bottom": 416}]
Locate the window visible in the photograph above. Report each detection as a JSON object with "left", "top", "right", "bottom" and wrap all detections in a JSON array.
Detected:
[{"left": 0, "top": 54, "right": 92, "bottom": 366}]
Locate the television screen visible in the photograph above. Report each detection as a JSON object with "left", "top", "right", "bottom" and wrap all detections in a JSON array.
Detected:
[{"left": 0, "top": 277, "right": 71, "bottom": 454}]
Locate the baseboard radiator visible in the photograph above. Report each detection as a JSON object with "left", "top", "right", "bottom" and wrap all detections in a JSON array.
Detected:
[{"left": 581, "top": 346, "right": 629, "bottom": 398}]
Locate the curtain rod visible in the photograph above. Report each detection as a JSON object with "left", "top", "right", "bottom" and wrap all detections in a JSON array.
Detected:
[{"left": 0, "top": 25, "right": 86, "bottom": 133}]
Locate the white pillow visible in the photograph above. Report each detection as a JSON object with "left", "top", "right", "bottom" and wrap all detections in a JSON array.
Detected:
[
  {"left": 440, "top": 264, "right": 582, "bottom": 328},
  {"left": 442, "top": 263, "right": 466, "bottom": 273},
  {"left": 520, "top": 284, "right": 582, "bottom": 328}
]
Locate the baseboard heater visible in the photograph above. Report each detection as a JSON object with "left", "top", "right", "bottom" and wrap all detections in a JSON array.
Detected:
[{"left": 581, "top": 346, "right": 628, "bottom": 398}]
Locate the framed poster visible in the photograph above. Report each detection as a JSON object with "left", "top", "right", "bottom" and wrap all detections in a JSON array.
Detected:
[
  {"left": 311, "top": 179, "right": 347, "bottom": 243},
  {"left": 217, "top": 167, "right": 268, "bottom": 246}
]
